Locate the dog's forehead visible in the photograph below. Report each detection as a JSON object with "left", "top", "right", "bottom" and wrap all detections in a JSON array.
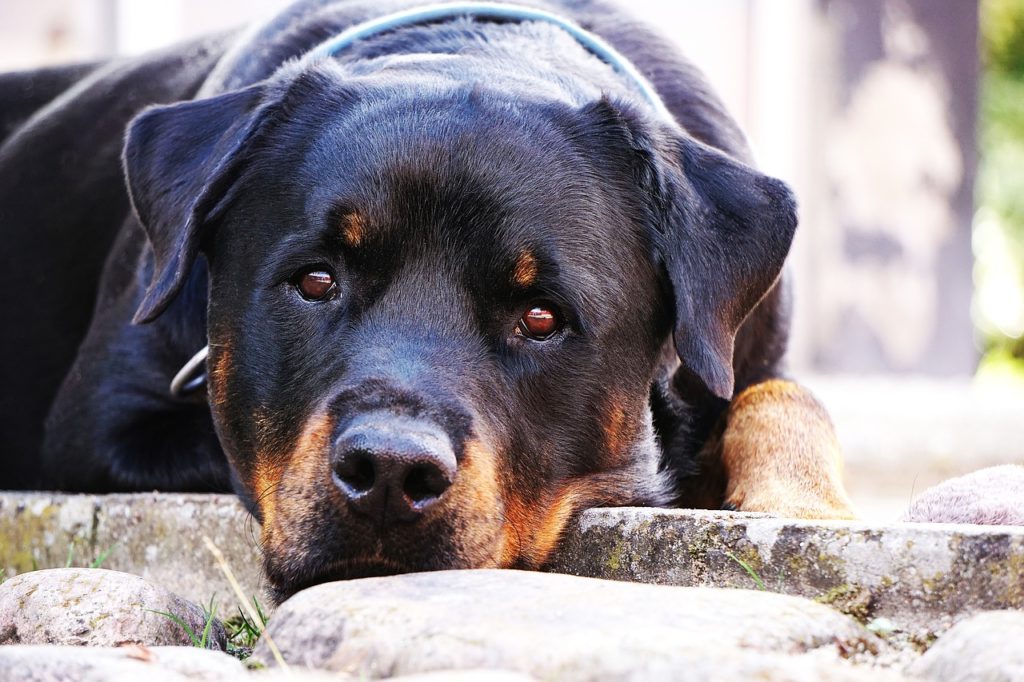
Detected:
[{"left": 279, "top": 88, "right": 616, "bottom": 253}]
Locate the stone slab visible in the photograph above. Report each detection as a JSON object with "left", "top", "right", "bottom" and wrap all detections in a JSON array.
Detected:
[
  {"left": 547, "top": 507, "right": 1024, "bottom": 635},
  {"left": 254, "top": 569, "right": 901, "bottom": 681},
  {"left": 0, "top": 493, "right": 264, "bottom": 616}
]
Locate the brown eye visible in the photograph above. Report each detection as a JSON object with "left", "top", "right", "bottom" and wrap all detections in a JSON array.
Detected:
[
  {"left": 516, "top": 305, "right": 560, "bottom": 340},
  {"left": 296, "top": 269, "right": 337, "bottom": 301}
]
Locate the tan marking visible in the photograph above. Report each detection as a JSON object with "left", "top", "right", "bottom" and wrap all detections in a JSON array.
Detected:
[
  {"left": 442, "top": 439, "right": 505, "bottom": 567},
  {"left": 260, "top": 412, "right": 335, "bottom": 555},
  {"left": 601, "top": 394, "right": 630, "bottom": 461},
  {"left": 206, "top": 338, "right": 233, "bottom": 411},
  {"left": 523, "top": 487, "right": 587, "bottom": 566},
  {"left": 511, "top": 251, "right": 538, "bottom": 288},
  {"left": 498, "top": 493, "right": 530, "bottom": 567},
  {"left": 340, "top": 213, "right": 367, "bottom": 247},
  {"left": 499, "top": 470, "right": 640, "bottom": 568},
  {"left": 720, "top": 379, "right": 856, "bottom": 519},
  {"left": 251, "top": 464, "right": 282, "bottom": 531}
]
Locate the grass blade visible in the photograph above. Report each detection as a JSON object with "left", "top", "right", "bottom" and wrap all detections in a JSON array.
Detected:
[
  {"left": 89, "top": 544, "right": 118, "bottom": 569},
  {"left": 147, "top": 609, "right": 200, "bottom": 647},
  {"left": 724, "top": 550, "right": 767, "bottom": 591},
  {"left": 202, "top": 535, "right": 289, "bottom": 674}
]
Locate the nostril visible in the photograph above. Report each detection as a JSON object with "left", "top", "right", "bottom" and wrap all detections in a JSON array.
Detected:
[
  {"left": 403, "top": 463, "right": 452, "bottom": 504},
  {"left": 334, "top": 451, "right": 376, "bottom": 494}
]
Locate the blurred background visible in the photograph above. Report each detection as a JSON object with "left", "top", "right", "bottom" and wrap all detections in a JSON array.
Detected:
[{"left": 1, "top": 0, "right": 1021, "bottom": 519}]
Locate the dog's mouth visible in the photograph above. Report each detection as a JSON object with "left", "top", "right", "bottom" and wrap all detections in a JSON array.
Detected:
[{"left": 265, "top": 554, "right": 414, "bottom": 602}]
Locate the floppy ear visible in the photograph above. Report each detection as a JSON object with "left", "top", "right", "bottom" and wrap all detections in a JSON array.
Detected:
[
  {"left": 654, "top": 133, "right": 797, "bottom": 401},
  {"left": 123, "top": 85, "right": 267, "bottom": 324}
]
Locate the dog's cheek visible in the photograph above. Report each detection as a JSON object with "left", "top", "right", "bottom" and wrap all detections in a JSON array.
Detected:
[
  {"left": 600, "top": 390, "right": 641, "bottom": 465},
  {"left": 500, "top": 485, "right": 583, "bottom": 568},
  {"left": 498, "top": 392, "right": 657, "bottom": 568},
  {"left": 426, "top": 438, "right": 506, "bottom": 568},
  {"left": 258, "top": 412, "right": 337, "bottom": 562},
  {"left": 206, "top": 335, "right": 252, "bottom": 478},
  {"left": 501, "top": 473, "right": 645, "bottom": 569}
]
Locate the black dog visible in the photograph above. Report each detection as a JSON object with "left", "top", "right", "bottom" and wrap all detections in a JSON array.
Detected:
[{"left": 1, "top": 0, "right": 854, "bottom": 600}]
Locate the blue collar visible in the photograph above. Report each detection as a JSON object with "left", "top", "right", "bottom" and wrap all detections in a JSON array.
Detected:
[{"left": 302, "top": 1, "right": 673, "bottom": 121}]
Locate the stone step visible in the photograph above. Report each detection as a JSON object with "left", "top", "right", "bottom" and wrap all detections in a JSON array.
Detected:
[
  {"left": 0, "top": 493, "right": 263, "bottom": 617},
  {"left": 2, "top": 492, "right": 1021, "bottom": 639},
  {"left": 546, "top": 507, "right": 1024, "bottom": 635}
]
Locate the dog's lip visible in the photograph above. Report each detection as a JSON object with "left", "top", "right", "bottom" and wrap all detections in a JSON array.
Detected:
[{"left": 267, "top": 554, "right": 412, "bottom": 600}]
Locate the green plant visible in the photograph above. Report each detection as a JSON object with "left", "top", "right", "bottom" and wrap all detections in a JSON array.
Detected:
[
  {"left": 224, "top": 595, "right": 269, "bottom": 659},
  {"left": 88, "top": 544, "right": 118, "bottom": 569},
  {"left": 60, "top": 541, "right": 118, "bottom": 570},
  {"left": 724, "top": 550, "right": 767, "bottom": 591},
  {"left": 976, "top": 0, "right": 1024, "bottom": 374},
  {"left": 147, "top": 595, "right": 219, "bottom": 649}
]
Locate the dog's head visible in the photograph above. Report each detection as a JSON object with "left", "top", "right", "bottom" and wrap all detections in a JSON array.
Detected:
[{"left": 123, "top": 60, "right": 795, "bottom": 599}]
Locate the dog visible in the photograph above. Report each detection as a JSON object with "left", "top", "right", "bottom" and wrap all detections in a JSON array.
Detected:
[{"left": 1, "top": 0, "right": 855, "bottom": 600}]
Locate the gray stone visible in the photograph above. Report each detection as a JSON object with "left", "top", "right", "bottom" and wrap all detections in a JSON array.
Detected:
[
  {"left": 389, "top": 673, "right": 538, "bottom": 682},
  {"left": 91, "top": 493, "right": 265, "bottom": 618},
  {"left": 0, "top": 493, "right": 264, "bottom": 616},
  {"left": 0, "top": 644, "right": 246, "bottom": 682},
  {"left": 903, "top": 466, "right": 1024, "bottom": 526},
  {"left": 548, "top": 507, "right": 1024, "bottom": 633},
  {"left": 254, "top": 670, "right": 538, "bottom": 681},
  {"left": 909, "top": 610, "right": 1024, "bottom": 682},
  {"left": 254, "top": 569, "right": 894, "bottom": 681},
  {"left": 0, "top": 568, "right": 226, "bottom": 650}
]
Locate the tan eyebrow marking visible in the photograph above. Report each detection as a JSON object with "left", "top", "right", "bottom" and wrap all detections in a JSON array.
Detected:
[
  {"left": 512, "top": 251, "right": 538, "bottom": 287},
  {"left": 340, "top": 212, "right": 366, "bottom": 247}
]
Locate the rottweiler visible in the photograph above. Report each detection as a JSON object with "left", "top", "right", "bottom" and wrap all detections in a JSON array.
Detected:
[{"left": 1, "top": 0, "right": 855, "bottom": 600}]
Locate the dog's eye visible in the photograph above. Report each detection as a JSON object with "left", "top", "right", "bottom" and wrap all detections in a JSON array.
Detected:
[
  {"left": 295, "top": 269, "right": 338, "bottom": 301},
  {"left": 516, "top": 305, "right": 561, "bottom": 341}
]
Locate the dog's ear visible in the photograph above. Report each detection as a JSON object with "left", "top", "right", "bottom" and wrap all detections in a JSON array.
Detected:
[
  {"left": 653, "top": 131, "right": 797, "bottom": 401},
  {"left": 123, "top": 85, "right": 267, "bottom": 323},
  {"left": 578, "top": 98, "right": 797, "bottom": 401}
]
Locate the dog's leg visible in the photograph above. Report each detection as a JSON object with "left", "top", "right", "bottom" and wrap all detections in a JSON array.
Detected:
[{"left": 719, "top": 379, "right": 856, "bottom": 519}]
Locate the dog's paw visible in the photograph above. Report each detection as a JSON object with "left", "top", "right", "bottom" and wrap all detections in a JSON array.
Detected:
[
  {"left": 721, "top": 379, "right": 857, "bottom": 521},
  {"left": 725, "top": 486, "right": 857, "bottom": 520}
]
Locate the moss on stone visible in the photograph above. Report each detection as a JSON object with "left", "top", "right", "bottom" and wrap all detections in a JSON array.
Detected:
[
  {"left": 605, "top": 537, "right": 626, "bottom": 572},
  {"left": 816, "top": 583, "right": 874, "bottom": 623}
]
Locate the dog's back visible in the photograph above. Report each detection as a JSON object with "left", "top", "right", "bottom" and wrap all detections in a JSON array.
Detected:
[{"left": 0, "top": 38, "right": 231, "bottom": 487}]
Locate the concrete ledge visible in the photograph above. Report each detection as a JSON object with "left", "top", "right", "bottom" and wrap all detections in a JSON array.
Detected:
[
  {"left": 3, "top": 493, "right": 1022, "bottom": 635},
  {"left": 548, "top": 507, "right": 1024, "bottom": 633},
  {"left": 0, "top": 493, "right": 263, "bottom": 615}
]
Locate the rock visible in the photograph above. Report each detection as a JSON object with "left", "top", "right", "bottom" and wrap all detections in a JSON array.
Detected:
[
  {"left": 908, "top": 610, "right": 1024, "bottom": 681},
  {"left": 254, "top": 670, "right": 538, "bottom": 681},
  {"left": 902, "top": 465, "right": 1024, "bottom": 526},
  {"left": 547, "top": 507, "right": 1024, "bottom": 633},
  {"left": 254, "top": 569, "right": 895, "bottom": 681},
  {"left": 388, "top": 673, "right": 538, "bottom": 682},
  {"left": 0, "top": 568, "right": 226, "bottom": 650},
  {"left": 0, "top": 644, "right": 246, "bottom": 682}
]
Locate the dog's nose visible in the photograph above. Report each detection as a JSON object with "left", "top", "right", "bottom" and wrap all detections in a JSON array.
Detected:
[{"left": 331, "top": 413, "right": 457, "bottom": 523}]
